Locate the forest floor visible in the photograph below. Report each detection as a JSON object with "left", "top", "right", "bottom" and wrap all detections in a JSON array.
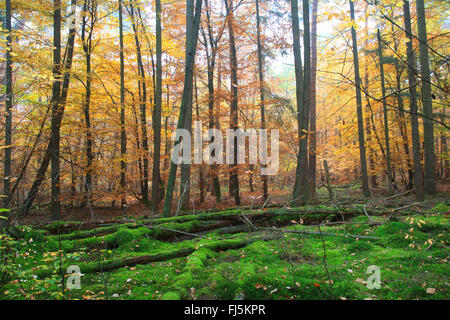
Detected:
[{"left": 1, "top": 184, "right": 449, "bottom": 300}]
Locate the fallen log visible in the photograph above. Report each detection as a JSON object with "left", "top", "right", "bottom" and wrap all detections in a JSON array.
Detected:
[{"left": 36, "top": 233, "right": 282, "bottom": 277}]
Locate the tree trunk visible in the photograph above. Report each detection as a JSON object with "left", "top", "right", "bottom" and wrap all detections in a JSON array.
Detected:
[
  {"left": 162, "top": 0, "right": 203, "bottom": 217},
  {"left": 440, "top": 107, "right": 448, "bottom": 182},
  {"left": 81, "top": 0, "right": 96, "bottom": 206},
  {"left": 180, "top": 0, "right": 197, "bottom": 211},
  {"left": 393, "top": 33, "right": 414, "bottom": 190},
  {"left": 290, "top": 0, "right": 304, "bottom": 205},
  {"left": 129, "top": 4, "right": 149, "bottom": 206},
  {"left": 415, "top": 0, "right": 436, "bottom": 194},
  {"left": 201, "top": 0, "right": 222, "bottom": 203},
  {"left": 308, "top": 0, "right": 319, "bottom": 199},
  {"left": 119, "top": 0, "right": 127, "bottom": 212},
  {"left": 256, "top": 0, "right": 268, "bottom": 201},
  {"left": 17, "top": 1, "right": 77, "bottom": 221},
  {"left": 194, "top": 76, "right": 205, "bottom": 203},
  {"left": 300, "top": 0, "right": 311, "bottom": 204},
  {"left": 363, "top": 4, "right": 377, "bottom": 189},
  {"left": 3, "top": 0, "right": 12, "bottom": 209},
  {"left": 292, "top": 0, "right": 311, "bottom": 205},
  {"left": 403, "top": 0, "right": 424, "bottom": 201},
  {"left": 49, "top": 0, "right": 63, "bottom": 220},
  {"left": 376, "top": 28, "right": 394, "bottom": 194},
  {"left": 348, "top": 0, "right": 370, "bottom": 197},
  {"left": 151, "top": 0, "right": 163, "bottom": 212},
  {"left": 225, "top": 0, "right": 241, "bottom": 206}
]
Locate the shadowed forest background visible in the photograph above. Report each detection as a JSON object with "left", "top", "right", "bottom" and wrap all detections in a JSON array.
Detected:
[{"left": 0, "top": 0, "right": 449, "bottom": 301}]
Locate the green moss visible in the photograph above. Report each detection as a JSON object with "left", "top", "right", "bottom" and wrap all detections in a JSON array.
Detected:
[
  {"left": 375, "top": 221, "right": 408, "bottom": 235},
  {"left": 347, "top": 241, "right": 374, "bottom": 252},
  {"left": 43, "top": 220, "right": 84, "bottom": 233},
  {"left": 161, "top": 292, "right": 181, "bottom": 300},
  {"left": 432, "top": 203, "right": 449, "bottom": 213},
  {"left": 3, "top": 210, "right": 449, "bottom": 300}
]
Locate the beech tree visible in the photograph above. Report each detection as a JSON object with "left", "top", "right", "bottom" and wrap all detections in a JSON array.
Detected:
[
  {"left": 3, "top": 0, "right": 12, "bottom": 209},
  {"left": 348, "top": 0, "right": 370, "bottom": 197},
  {"left": 416, "top": 0, "right": 437, "bottom": 195},
  {"left": 163, "top": 0, "right": 203, "bottom": 217}
]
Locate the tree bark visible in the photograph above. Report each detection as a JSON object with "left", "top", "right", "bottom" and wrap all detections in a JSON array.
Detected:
[
  {"left": 162, "top": 0, "right": 203, "bottom": 217},
  {"left": 194, "top": 76, "right": 205, "bottom": 203},
  {"left": 201, "top": 0, "right": 222, "bottom": 203},
  {"left": 376, "top": 28, "right": 394, "bottom": 194},
  {"left": 403, "top": 0, "right": 424, "bottom": 201},
  {"left": 3, "top": 0, "right": 12, "bottom": 209},
  {"left": 255, "top": 0, "right": 268, "bottom": 201},
  {"left": 81, "top": 0, "right": 97, "bottom": 206},
  {"left": 363, "top": 4, "right": 377, "bottom": 189},
  {"left": 17, "top": 1, "right": 77, "bottom": 221},
  {"left": 308, "top": 0, "right": 319, "bottom": 199},
  {"left": 415, "top": 0, "right": 436, "bottom": 194},
  {"left": 290, "top": 0, "right": 304, "bottom": 205},
  {"left": 348, "top": 0, "right": 370, "bottom": 197},
  {"left": 50, "top": 0, "right": 63, "bottom": 220},
  {"left": 292, "top": 0, "right": 311, "bottom": 205},
  {"left": 225, "top": 0, "right": 241, "bottom": 205},
  {"left": 129, "top": 4, "right": 150, "bottom": 206},
  {"left": 180, "top": 0, "right": 197, "bottom": 211},
  {"left": 392, "top": 30, "right": 414, "bottom": 190},
  {"left": 119, "top": 0, "right": 127, "bottom": 212},
  {"left": 151, "top": 0, "right": 163, "bottom": 212}
]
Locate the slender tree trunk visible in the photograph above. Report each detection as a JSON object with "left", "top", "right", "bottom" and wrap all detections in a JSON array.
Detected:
[
  {"left": 416, "top": 0, "right": 436, "bottom": 194},
  {"left": 81, "top": 0, "right": 96, "bottom": 206},
  {"left": 49, "top": 0, "right": 63, "bottom": 220},
  {"left": 300, "top": 0, "right": 311, "bottom": 204},
  {"left": 308, "top": 0, "right": 319, "bottom": 199},
  {"left": 363, "top": 4, "right": 377, "bottom": 188},
  {"left": 10, "top": 105, "right": 50, "bottom": 198},
  {"left": 17, "top": 0, "right": 77, "bottom": 221},
  {"left": 50, "top": 0, "right": 77, "bottom": 219},
  {"left": 376, "top": 28, "right": 394, "bottom": 194},
  {"left": 255, "top": 0, "right": 268, "bottom": 201},
  {"left": 291, "top": 0, "right": 303, "bottom": 204},
  {"left": 132, "top": 103, "right": 144, "bottom": 194},
  {"left": 129, "top": 4, "right": 149, "bottom": 206},
  {"left": 151, "top": 0, "right": 163, "bottom": 212},
  {"left": 179, "top": 0, "right": 196, "bottom": 211},
  {"left": 162, "top": 0, "right": 203, "bottom": 217},
  {"left": 348, "top": 0, "right": 370, "bottom": 197},
  {"left": 393, "top": 33, "right": 414, "bottom": 190},
  {"left": 403, "top": 0, "right": 424, "bottom": 200},
  {"left": 202, "top": 0, "right": 222, "bottom": 203},
  {"left": 292, "top": 0, "right": 311, "bottom": 205},
  {"left": 291, "top": 0, "right": 304, "bottom": 204},
  {"left": 3, "top": 0, "right": 12, "bottom": 209},
  {"left": 194, "top": 76, "right": 205, "bottom": 203},
  {"left": 440, "top": 107, "right": 448, "bottom": 182},
  {"left": 225, "top": 0, "right": 240, "bottom": 205},
  {"left": 119, "top": 0, "right": 127, "bottom": 212}
]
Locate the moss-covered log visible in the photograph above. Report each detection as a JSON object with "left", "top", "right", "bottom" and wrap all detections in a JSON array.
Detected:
[{"left": 36, "top": 233, "right": 282, "bottom": 278}]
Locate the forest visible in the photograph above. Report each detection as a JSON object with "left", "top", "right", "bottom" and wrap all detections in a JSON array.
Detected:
[{"left": 0, "top": 0, "right": 448, "bottom": 301}]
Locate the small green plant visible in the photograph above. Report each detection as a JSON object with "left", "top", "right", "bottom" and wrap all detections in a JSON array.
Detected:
[
  {"left": 432, "top": 203, "right": 449, "bottom": 213},
  {"left": 0, "top": 209, "right": 16, "bottom": 290}
]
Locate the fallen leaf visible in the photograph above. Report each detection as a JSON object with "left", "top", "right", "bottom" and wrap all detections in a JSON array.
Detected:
[{"left": 426, "top": 288, "right": 436, "bottom": 294}]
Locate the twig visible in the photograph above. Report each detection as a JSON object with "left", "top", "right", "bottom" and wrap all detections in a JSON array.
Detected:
[
  {"left": 259, "top": 227, "right": 381, "bottom": 240},
  {"left": 318, "top": 225, "right": 334, "bottom": 297},
  {"left": 363, "top": 202, "right": 374, "bottom": 222},
  {"left": 393, "top": 202, "right": 421, "bottom": 212}
]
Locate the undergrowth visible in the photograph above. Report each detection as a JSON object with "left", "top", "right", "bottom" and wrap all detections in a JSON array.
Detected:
[{"left": 0, "top": 207, "right": 448, "bottom": 300}]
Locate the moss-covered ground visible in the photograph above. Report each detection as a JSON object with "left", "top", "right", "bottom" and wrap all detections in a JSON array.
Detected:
[{"left": 0, "top": 205, "right": 448, "bottom": 300}]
